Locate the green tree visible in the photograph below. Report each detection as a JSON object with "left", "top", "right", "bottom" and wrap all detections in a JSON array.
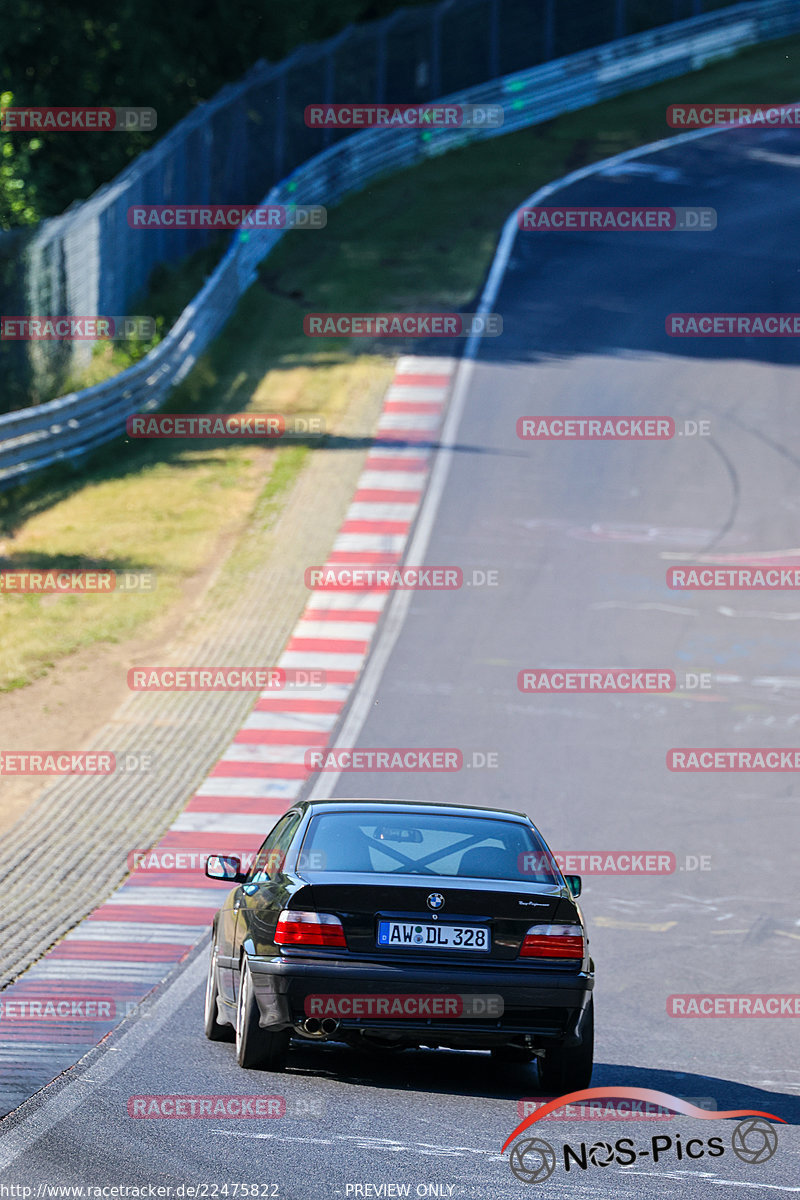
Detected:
[{"left": 0, "top": 0, "right": 437, "bottom": 227}]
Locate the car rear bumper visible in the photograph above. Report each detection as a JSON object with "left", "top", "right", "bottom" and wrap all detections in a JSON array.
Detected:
[{"left": 242, "top": 954, "right": 594, "bottom": 1046}]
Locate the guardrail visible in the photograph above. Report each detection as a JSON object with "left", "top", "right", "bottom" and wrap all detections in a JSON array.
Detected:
[
  {"left": 1, "top": 0, "right": 798, "bottom": 490},
  {"left": 8, "top": 0, "right": 716, "bottom": 407}
]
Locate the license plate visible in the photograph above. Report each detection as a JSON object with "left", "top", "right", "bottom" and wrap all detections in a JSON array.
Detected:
[{"left": 377, "top": 921, "right": 490, "bottom": 952}]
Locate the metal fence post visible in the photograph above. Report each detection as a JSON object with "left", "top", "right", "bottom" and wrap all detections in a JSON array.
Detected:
[
  {"left": 489, "top": 0, "right": 500, "bottom": 79},
  {"left": 544, "top": 0, "right": 555, "bottom": 60},
  {"left": 431, "top": 8, "right": 443, "bottom": 98},
  {"left": 324, "top": 46, "right": 335, "bottom": 148},
  {"left": 275, "top": 67, "right": 287, "bottom": 181},
  {"left": 376, "top": 22, "right": 388, "bottom": 103}
]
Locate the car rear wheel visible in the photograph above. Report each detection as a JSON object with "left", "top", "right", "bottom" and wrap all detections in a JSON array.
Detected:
[
  {"left": 235, "top": 958, "right": 290, "bottom": 1071},
  {"left": 204, "top": 938, "right": 234, "bottom": 1042},
  {"left": 537, "top": 998, "right": 594, "bottom": 1093}
]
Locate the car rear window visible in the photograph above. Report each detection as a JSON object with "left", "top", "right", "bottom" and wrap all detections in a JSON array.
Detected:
[{"left": 297, "top": 811, "right": 561, "bottom": 883}]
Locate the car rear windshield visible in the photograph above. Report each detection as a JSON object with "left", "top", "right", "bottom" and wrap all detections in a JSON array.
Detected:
[{"left": 297, "top": 811, "right": 561, "bottom": 883}]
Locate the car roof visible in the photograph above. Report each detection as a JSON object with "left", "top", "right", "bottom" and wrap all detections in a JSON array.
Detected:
[{"left": 299, "top": 797, "right": 531, "bottom": 823}]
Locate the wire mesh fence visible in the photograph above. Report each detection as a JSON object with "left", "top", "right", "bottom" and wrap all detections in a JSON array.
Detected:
[
  {"left": 0, "top": 0, "right": 743, "bottom": 408},
  {"left": 1, "top": 0, "right": 798, "bottom": 487}
]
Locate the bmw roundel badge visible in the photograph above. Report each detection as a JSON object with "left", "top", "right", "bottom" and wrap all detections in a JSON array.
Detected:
[{"left": 427, "top": 892, "right": 445, "bottom": 910}]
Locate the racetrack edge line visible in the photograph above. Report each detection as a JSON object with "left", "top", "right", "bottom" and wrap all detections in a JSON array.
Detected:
[
  {"left": 305, "top": 116, "right": 728, "bottom": 799},
  {"left": 0, "top": 116, "right": 750, "bottom": 1161},
  {"left": 0, "top": 951, "right": 208, "bottom": 1169}
]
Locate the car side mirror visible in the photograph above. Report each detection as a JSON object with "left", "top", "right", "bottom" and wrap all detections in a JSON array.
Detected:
[
  {"left": 565, "top": 874, "right": 582, "bottom": 898},
  {"left": 206, "top": 854, "right": 247, "bottom": 883}
]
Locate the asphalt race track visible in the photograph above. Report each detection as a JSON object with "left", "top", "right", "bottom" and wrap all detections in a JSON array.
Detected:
[{"left": 2, "top": 123, "right": 800, "bottom": 1197}]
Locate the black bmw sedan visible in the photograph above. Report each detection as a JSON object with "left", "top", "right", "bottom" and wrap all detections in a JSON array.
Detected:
[{"left": 204, "top": 798, "right": 594, "bottom": 1088}]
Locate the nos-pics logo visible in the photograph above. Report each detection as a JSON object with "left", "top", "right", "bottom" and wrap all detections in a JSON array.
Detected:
[{"left": 503, "top": 1088, "right": 782, "bottom": 1184}]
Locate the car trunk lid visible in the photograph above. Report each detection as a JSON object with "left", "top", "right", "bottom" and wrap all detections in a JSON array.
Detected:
[{"left": 301, "top": 875, "right": 568, "bottom": 960}]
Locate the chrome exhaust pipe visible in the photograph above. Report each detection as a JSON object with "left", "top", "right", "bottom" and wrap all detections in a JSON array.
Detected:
[{"left": 294, "top": 1015, "right": 339, "bottom": 1039}]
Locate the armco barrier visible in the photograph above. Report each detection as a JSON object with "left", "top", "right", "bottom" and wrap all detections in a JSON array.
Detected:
[{"left": 1, "top": 0, "right": 799, "bottom": 490}]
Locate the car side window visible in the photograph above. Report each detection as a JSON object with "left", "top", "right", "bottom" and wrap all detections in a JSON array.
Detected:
[{"left": 247, "top": 812, "right": 303, "bottom": 883}]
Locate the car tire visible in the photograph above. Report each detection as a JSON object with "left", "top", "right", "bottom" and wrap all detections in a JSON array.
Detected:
[
  {"left": 491, "top": 1045, "right": 534, "bottom": 1064},
  {"left": 235, "top": 958, "right": 290, "bottom": 1071},
  {"left": 204, "top": 937, "right": 234, "bottom": 1042},
  {"left": 537, "top": 998, "right": 594, "bottom": 1093}
]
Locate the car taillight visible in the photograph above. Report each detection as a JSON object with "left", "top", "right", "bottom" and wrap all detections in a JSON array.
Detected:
[
  {"left": 520, "top": 923, "right": 585, "bottom": 959},
  {"left": 275, "top": 910, "right": 346, "bottom": 948}
]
